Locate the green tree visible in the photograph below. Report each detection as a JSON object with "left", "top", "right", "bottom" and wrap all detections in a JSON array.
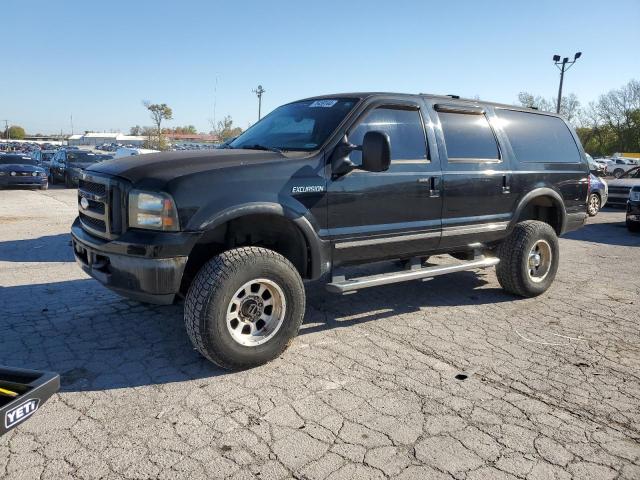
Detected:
[
  {"left": 211, "top": 115, "right": 243, "bottom": 141},
  {"left": 3, "top": 125, "right": 26, "bottom": 140},
  {"left": 517, "top": 92, "right": 581, "bottom": 123},
  {"left": 143, "top": 101, "right": 173, "bottom": 150}
]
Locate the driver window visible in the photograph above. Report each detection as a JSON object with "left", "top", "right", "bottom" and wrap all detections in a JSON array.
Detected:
[{"left": 348, "top": 106, "right": 428, "bottom": 165}]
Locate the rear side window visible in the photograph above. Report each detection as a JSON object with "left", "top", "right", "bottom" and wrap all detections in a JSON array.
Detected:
[
  {"left": 438, "top": 112, "right": 500, "bottom": 160},
  {"left": 495, "top": 110, "right": 581, "bottom": 163}
]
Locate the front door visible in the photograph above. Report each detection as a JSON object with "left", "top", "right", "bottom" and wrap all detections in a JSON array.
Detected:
[{"left": 327, "top": 100, "right": 442, "bottom": 265}]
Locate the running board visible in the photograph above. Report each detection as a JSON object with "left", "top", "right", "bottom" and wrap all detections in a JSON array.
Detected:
[{"left": 326, "top": 256, "right": 500, "bottom": 294}]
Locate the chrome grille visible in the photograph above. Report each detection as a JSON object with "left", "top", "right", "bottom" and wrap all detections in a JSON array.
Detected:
[{"left": 78, "top": 175, "right": 119, "bottom": 239}]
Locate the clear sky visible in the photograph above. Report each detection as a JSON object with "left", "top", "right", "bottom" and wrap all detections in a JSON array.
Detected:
[{"left": 2, "top": 0, "right": 639, "bottom": 135}]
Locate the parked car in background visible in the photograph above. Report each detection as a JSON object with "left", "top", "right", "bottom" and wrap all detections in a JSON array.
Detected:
[
  {"left": 606, "top": 158, "right": 638, "bottom": 178},
  {"left": 606, "top": 166, "right": 640, "bottom": 207},
  {"left": 587, "top": 173, "right": 608, "bottom": 216},
  {"left": 114, "top": 147, "right": 159, "bottom": 158},
  {"left": 627, "top": 186, "right": 640, "bottom": 232},
  {"left": 0, "top": 154, "right": 48, "bottom": 190},
  {"left": 586, "top": 154, "right": 605, "bottom": 176},
  {"left": 30, "top": 149, "right": 57, "bottom": 176},
  {"left": 49, "top": 150, "right": 113, "bottom": 187}
]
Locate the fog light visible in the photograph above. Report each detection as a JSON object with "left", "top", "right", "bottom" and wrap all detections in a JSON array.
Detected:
[
  {"left": 32, "top": 171, "right": 38, "bottom": 177},
  {"left": 10, "top": 171, "right": 16, "bottom": 176}
]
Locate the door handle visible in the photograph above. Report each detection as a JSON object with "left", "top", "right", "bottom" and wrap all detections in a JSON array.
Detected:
[{"left": 502, "top": 174, "right": 510, "bottom": 194}]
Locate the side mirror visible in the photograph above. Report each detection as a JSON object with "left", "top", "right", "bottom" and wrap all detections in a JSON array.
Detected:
[{"left": 361, "top": 131, "right": 391, "bottom": 173}]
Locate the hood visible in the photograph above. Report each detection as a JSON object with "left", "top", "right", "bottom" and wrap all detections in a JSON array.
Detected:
[
  {"left": 88, "top": 149, "right": 289, "bottom": 183},
  {"left": 68, "top": 162, "right": 98, "bottom": 170},
  {"left": 607, "top": 178, "right": 640, "bottom": 188},
  {"left": 0, "top": 164, "right": 44, "bottom": 173}
]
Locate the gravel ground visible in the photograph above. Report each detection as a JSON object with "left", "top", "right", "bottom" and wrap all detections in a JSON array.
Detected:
[{"left": 1, "top": 186, "right": 639, "bottom": 480}]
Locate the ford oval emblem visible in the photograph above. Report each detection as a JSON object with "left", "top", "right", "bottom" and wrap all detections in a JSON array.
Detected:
[{"left": 80, "top": 197, "right": 89, "bottom": 210}]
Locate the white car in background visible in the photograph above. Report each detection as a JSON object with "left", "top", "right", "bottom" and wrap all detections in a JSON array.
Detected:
[
  {"left": 114, "top": 147, "right": 159, "bottom": 158},
  {"left": 606, "top": 158, "right": 638, "bottom": 178},
  {"left": 606, "top": 166, "right": 640, "bottom": 206}
]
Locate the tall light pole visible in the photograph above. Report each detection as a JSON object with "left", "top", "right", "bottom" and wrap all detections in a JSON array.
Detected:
[
  {"left": 2, "top": 120, "right": 9, "bottom": 140},
  {"left": 553, "top": 52, "right": 581, "bottom": 114},
  {"left": 253, "top": 85, "right": 265, "bottom": 120}
]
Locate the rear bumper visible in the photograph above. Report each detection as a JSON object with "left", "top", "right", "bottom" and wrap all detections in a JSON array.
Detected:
[{"left": 71, "top": 219, "right": 197, "bottom": 304}]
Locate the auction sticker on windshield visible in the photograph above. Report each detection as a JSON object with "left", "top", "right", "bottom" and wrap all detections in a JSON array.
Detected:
[{"left": 309, "top": 100, "right": 338, "bottom": 108}]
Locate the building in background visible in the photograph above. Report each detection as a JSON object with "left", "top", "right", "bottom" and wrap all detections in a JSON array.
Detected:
[{"left": 67, "top": 133, "right": 145, "bottom": 147}]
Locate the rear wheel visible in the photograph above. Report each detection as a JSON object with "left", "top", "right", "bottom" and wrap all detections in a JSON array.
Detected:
[
  {"left": 184, "top": 247, "right": 305, "bottom": 369},
  {"left": 587, "top": 193, "right": 600, "bottom": 216},
  {"left": 613, "top": 168, "right": 625, "bottom": 178},
  {"left": 496, "top": 220, "right": 559, "bottom": 297}
]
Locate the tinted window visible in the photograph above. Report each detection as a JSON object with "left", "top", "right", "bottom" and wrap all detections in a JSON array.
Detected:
[
  {"left": 66, "top": 152, "right": 102, "bottom": 163},
  {"left": 230, "top": 98, "right": 358, "bottom": 151},
  {"left": 348, "top": 107, "right": 427, "bottom": 164},
  {"left": 495, "top": 110, "right": 581, "bottom": 163},
  {"left": 438, "top": 112, "right": 500, "bottom": 160}
]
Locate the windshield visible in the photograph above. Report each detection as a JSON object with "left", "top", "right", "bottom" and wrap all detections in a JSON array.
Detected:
[
  {"left": 0, "top": 156, "right": 36, "bottom": 165},
  {"left": 66, "top": 152, "right": 103, "bottom": 164},
  {"left": 42, "top": 152, "right": 54, "bottom": 161},
  {"left": 620, "top": 166, "right": 640, "bottom": 179},
  {"left": 229, "top": 98, "right": 359, "bottom": 152}
]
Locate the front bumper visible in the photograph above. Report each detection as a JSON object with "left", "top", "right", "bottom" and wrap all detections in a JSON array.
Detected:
[
  {"left": 0, "top": 175, "right": 47, "bottom": 188},
  {"left": 71, "top": 219, "right": 200, "bottom": 304},
  {"left": 627, "top": 200, "right": 640, "bottom": 223}
]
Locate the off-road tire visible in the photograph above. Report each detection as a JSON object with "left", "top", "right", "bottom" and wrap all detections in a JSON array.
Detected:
[
  {"left": 587, "top": 193, "right": 600, "bottom": 217},
  {"left": 184, "top": 247, "right": 305, "bottom": 370},
  {"left": 496, "top": 220, "right": 559, "bottom": 297}
]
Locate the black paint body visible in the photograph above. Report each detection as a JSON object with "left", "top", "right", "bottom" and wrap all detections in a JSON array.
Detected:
[{"left": 70, "top": 93, "right": 589, "bottom": 304}]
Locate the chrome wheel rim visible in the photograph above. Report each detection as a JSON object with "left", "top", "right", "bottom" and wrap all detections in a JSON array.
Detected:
[
  {"left": 588, "top": 194, "right": 599, "bottom": 215},
  {"left": 226, "top": 278, "right": 286, "bottom": 347},
  {"left": 527, "top": 240, "right": 552, "bottom": 283}
]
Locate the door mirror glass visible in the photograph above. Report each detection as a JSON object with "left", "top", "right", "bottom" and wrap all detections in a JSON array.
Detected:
[{"left": 361, "top": 131, "right": 391, "bottom": 173}]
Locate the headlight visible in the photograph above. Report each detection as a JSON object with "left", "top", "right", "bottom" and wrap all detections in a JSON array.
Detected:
[
  {"left": 0, "top": 172, "right": 5, "bottom": 176},
  {"left": 32, "top": 171, "right": 38, "bottom": 177},
  {"left": 128, "top": 190, "right": 179, "bottom": 231},
  {"left": 630, "top": 189, "right": 640, "bottom": 202},
  {"left": 40, "top": 172, "right": 47, "bottom": 177},
  {"left": 10, "top": 171, "right": 16, "bottom": 176}
]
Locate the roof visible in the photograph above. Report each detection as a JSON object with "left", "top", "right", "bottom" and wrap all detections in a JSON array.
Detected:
[
  {"left": 298, "top": 92, "right": 553, "bottom": 116},
  {"left": 68, "top": 134, "right": 83, "bottom": 140},
  {"left": 83, "top": 132, "right": 120, "bottom": 138},
  {"left": 115, "top": 135, "right": 146, "bottom": 141}
]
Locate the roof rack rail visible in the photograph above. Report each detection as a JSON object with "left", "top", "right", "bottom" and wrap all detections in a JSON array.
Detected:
[{"left": 447, "top": 94, "right": 460, "bottom": 99}]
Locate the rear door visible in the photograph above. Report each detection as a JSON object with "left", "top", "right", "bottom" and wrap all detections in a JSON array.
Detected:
[
  {"left": 426, "top": 101, "right": 515, "bottom": 248},
  {"left": 327, "top": 98, "right": 442, "bottom": 264}
]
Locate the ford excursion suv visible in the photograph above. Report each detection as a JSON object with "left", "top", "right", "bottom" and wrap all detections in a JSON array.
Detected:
[{"left": 71, "top": 93, "right": 589, "bottom": 369}]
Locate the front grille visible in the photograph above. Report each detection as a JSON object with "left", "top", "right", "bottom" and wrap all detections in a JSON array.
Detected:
[
  {"left": 77, "top": 175, "right": 120, "bottom": 239},
  {"left": 79, "top": 212, "right": 106, "bottom": 232},
  {"left": 78, "top": 179, "right": 106, "bottom": 196}
]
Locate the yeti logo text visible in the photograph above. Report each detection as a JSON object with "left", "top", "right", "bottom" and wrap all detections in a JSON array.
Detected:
[
  {"left": 5, "top": 399, "right": 40, "bottom": 429},
  {"left": 292, "top": 186, "right": 324, "bottom": 194}
]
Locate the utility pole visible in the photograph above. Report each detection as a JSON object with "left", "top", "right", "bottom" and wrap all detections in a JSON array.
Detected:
[
  {"left": 70, "top": 114, "right": 74, "bottom": 135},
  {"left": 553, "top": 52, "right": 581, "bottom": 114},
  {"left": 252, "top": 85, "right": 265, "bottom": 120},
  {"left": 2, "top": 120, "right": 9, "bottom": 140}
]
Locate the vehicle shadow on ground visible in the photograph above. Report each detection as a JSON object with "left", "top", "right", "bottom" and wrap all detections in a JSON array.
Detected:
[
  {"left": 0, "top": 268, "right": 515, "bottom": 392},
  {"left": 0, "top": 234, "right": 74, "bottom": 262},
  {"left": 564, "top": 216, "right": 640, "bottom": 247},
  {"left": 302, "top": 269, "right": 517, "bottom": 335}
]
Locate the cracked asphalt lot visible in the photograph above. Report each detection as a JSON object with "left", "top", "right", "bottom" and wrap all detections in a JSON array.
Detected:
[{"left": 1, "top": 187, "right": 640, "bottom": 479}]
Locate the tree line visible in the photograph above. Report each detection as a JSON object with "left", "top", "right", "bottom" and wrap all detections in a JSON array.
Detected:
[{"left": 518, "top": 79, "right": 640, "bottom": 156}]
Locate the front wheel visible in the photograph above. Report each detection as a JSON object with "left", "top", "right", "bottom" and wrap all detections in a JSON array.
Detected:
[
  {"left": 184, "top": 247, "right": 305, "bottom": 370},
  {"left": 587, "top": 193, "right": 601, "bottom": 216},
  {"left": 496, "top": 221, "right": 559, "bottom": 297}
]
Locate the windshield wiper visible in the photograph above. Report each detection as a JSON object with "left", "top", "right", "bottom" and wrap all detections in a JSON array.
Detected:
[{"left": 240, "top": 144, "right": 285, "bottom": 154}]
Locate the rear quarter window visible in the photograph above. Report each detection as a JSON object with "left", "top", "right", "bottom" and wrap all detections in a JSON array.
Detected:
[{"left": 495, "top": 109, "right": 582, "bottom": 163}]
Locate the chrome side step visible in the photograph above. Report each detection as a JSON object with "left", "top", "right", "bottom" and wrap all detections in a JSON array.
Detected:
[{"left": 326, "top": 255, "right": 500, "bottom": 294}]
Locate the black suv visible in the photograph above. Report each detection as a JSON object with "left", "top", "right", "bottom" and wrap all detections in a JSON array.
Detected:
[
  {"left": 49, "top": 150, "right": 113, "bottom": 187},
  {"left": 71, "top": 93, "right": 589, "bottom": 369}
]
